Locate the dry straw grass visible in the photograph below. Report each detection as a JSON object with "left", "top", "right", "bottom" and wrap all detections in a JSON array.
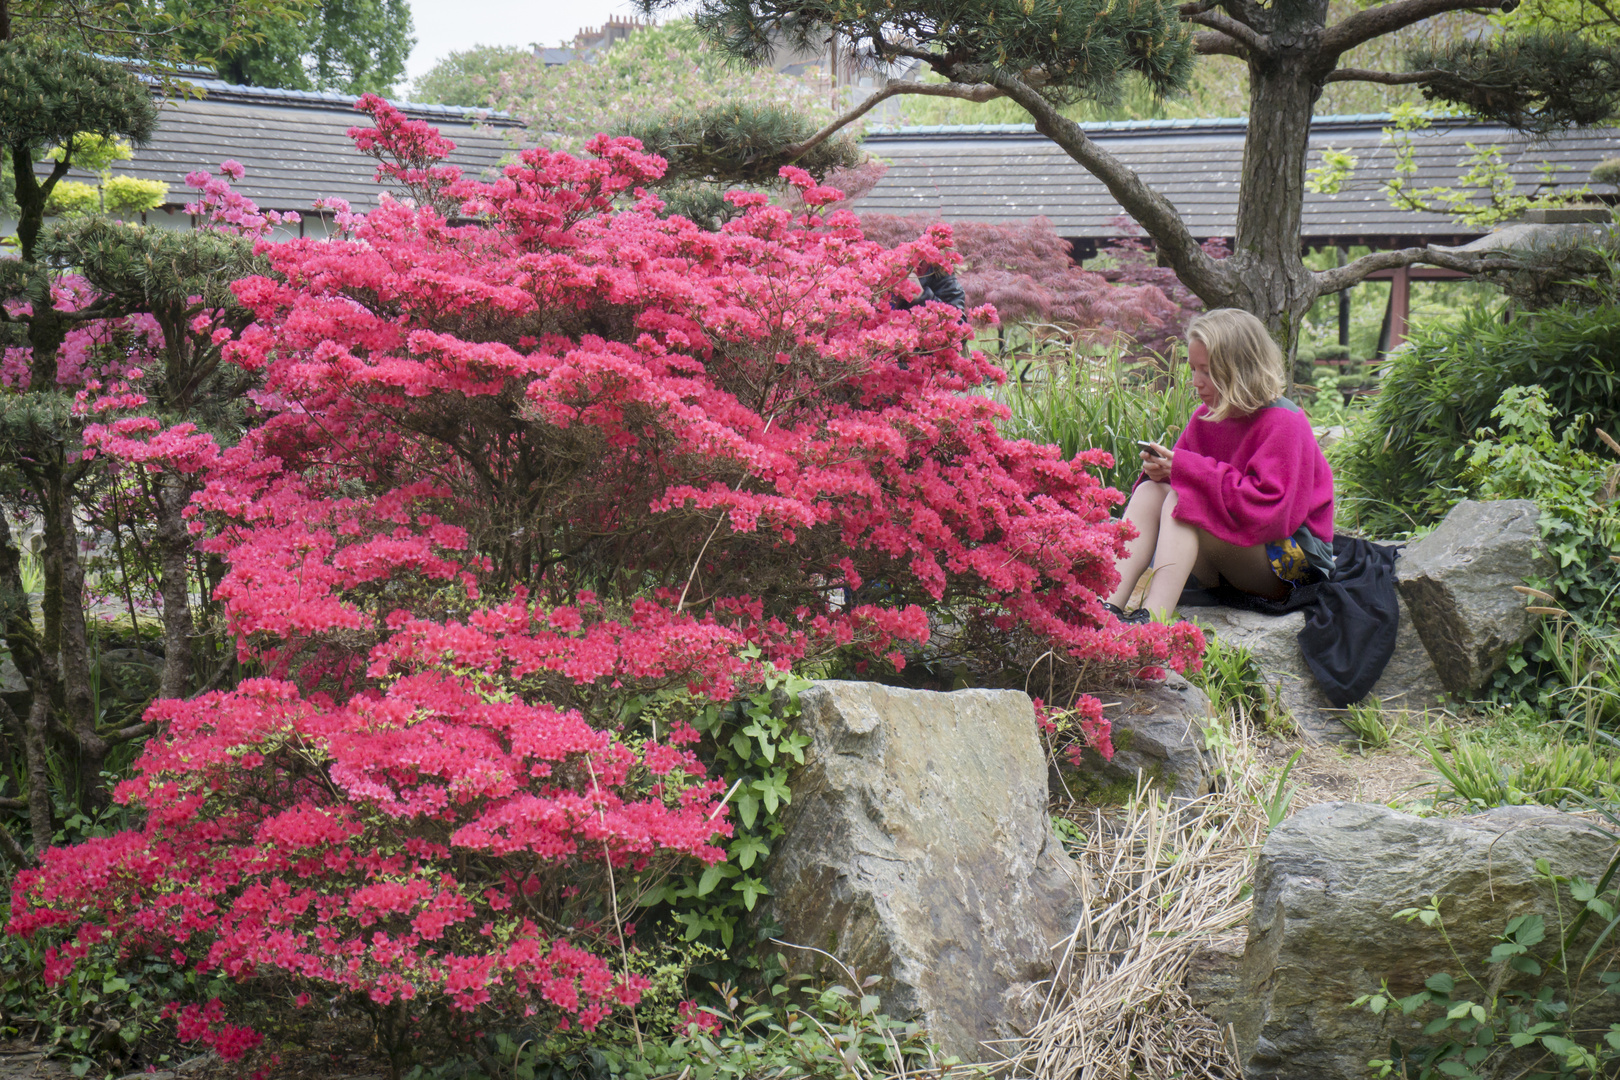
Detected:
[{"left": 999, "top": 712, "right": 1271, "bottom": 1079}]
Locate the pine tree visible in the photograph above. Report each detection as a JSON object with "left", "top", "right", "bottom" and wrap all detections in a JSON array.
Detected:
[{"left": 640, "top": 0, "right": 1620, "bottom": 355}]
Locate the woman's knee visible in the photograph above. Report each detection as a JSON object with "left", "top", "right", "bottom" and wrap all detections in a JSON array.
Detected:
[
  {"left": 1156, "top": 485, "right": 1180, "bottom": 521},
  {"left": 1129, "top": 480, "right": 1170, "bottom": 508}
]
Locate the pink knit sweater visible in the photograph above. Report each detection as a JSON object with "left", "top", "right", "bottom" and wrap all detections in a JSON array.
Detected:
[{"left": 1164, "top": 398, "right": 1334, "bottom": 548}]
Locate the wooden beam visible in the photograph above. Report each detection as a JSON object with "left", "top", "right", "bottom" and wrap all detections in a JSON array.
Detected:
[{"left": 1388, "top": 265, "right": 1412, "bottom": 352}]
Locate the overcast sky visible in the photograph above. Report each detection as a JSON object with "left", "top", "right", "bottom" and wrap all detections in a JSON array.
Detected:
[{"left": 404, "top": 0, "right": 647, "bottom": 88}]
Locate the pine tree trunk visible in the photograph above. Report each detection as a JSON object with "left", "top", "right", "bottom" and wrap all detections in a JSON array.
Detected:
[
  {"left": 156, "top": 477, "right": 195, "bottom": 700},
  {"left": 0, "top": 516, "right": 50, "bottom": 848},
  {"left": 56, "top": 487, "right": 106, "bottom": 806},
  {"left": 1226, "top": 9, "right": 1331, "bottom": 373},
  {"left": 41, "top": 467, "right": 107, "bottom": 810}
]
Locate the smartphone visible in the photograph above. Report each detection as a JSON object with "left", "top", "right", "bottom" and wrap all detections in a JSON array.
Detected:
[{"left": 1137, "top": 440, "right": 1167, "bottom": 454}]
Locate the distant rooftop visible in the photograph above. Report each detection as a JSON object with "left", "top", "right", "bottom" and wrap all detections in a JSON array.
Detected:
[
  {"left": 865, "top": 113, "right": 1409, "bottom": 138},
  {"left": 167, "top": 76, "right": 523, "bottom": 124},
  {"left": 43, "top": 77, "right": 523, "bottom": 221},
  {"left": 858, "top": 114, "right": 1617, "bottom": 248}
]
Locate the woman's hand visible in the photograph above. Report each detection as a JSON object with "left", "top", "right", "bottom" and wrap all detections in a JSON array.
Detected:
[{"left": 1140, "top": 443, "right": 1173, "bottom": 482}]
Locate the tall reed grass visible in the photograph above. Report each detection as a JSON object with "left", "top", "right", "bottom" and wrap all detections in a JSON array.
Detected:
[{"left": 995, "top": 344, "right": 1199, "bottom": 497}]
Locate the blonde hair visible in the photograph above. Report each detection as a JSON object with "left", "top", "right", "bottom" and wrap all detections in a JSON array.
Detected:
[{"left": 1187, "top": 308, "right": 1287, "bottom": 421}]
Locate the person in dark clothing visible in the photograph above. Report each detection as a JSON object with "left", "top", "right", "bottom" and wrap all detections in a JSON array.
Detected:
[{"left": 892, "top": 266, "right": 967, "bottom": 312}]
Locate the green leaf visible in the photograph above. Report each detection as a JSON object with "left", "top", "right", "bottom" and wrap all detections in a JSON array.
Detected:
[
  {"left": 1513, "top": 914, "right": 1546, "bottom": 947},
  {"left": 1488, "top": 942, "right": 1526, "bottom": 963},
  {"left": 1540, "top": 1035, "right": 1578, "bottom": 1055},
  {"left": 697, "top": 862, "right": 738, "bottom": 896},
  {"left": 1427, "top": 972, "right": 1457, "bottom": 994},
  {"left": 738, "top": 876, "right": 770, "bottom": 911},
  {"left": 1509, "top": 956, "right": 1543, "bottom": 976},
  {"left": 729, "top": 833, "right": 770, "bottom": 870},
  {"left": 736, "top": 792, "right": 759, "bottom": 830}
]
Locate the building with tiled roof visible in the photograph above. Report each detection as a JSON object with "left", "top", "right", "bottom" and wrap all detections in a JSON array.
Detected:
[
  {"left": 39, "top": 78, "right": 523, "bottom": 239},
  {"left": 858, "top": 115, "right": 1619, "bottom": 255}
]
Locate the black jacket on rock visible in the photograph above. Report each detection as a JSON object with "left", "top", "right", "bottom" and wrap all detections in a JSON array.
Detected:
[{"left": 1179, "top": 536, "right": 1401, "bottom": 708}]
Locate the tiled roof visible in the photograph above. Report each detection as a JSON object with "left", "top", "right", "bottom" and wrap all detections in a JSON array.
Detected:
[
  {"left": 46, "top": 78, "right": 522, "bottom": 216},
  {"left": 857, "top": 115, "right": 1620, "bottom": 244}
]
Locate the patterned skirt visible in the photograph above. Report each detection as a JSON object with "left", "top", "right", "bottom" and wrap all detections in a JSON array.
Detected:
[{"left": 1265, "top": 535, "right": 1320, "bottom": 586}]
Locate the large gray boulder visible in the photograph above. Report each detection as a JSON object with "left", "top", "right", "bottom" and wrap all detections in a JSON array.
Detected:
[
  {"left": 1229, "top": 803, "right": 1619, "bottom": 1080},
  {"left": 1397, "top": 499, "right": 1549, "bottom": 698},
  {"left": 1185, "top": 599, "right": 1446, "bottom": 742},
  {"left": 1062, "top": 674, "right": 1213, "bottom": 802},
  {"left": 764, "top": 681, "right": 1080, "bottom": 1062}
]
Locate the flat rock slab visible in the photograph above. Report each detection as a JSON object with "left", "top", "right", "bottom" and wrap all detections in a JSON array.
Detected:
[
  {"left": 1229, "top": 803, "right": 1620, "bottom": 1080},
  {"left": 1184, "top": 599, "right": 1446, "bottom": 742},
  {"left": 764, "top": 681, "right": 1080, "bottom": 1062}
]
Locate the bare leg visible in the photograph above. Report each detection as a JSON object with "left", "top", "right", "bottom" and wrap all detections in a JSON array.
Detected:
[
  {"left": 1142, "top": 489, "right": 1290, "bottom": 617},
  {"left": 1196, "top": 533, "right": 1291, "bottom": 601},
  {"left": 1107, "top": 481, "right": 1170, "bottom": 609},
  {"left": 1142, "top": 489, "right": 1200, "bottom": 615}
]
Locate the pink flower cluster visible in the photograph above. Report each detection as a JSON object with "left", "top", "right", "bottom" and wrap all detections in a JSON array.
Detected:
[
  {"left": 11, "top": 95, "right": 1205, "bottom": 1050},
  {"left": 184, "top": 160, "right": 299, "bottom": 236}
]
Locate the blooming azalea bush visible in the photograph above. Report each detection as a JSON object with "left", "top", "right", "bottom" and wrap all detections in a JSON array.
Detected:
[{"left": 10, "top": 96, "right": 1203, "bottom": 1065}]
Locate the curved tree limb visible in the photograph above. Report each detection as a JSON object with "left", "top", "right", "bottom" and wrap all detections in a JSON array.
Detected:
[
  {"left": 785, "top": 79, "right": 1002, "bottom": 162},
  {"left": 940, "top": 63, "right": 1234, "bottom": 303},
  {"left": 1322, "top": 0, "right": 1515, "bottom": 58},
  {"left": 1324, "top": 66, "right": 1448, "bottom": 84},
  {"left": 1194, "top": 30, "right": 1250, "bottom": 57},
  {"left": 1189, "top": 10, "right": 1270, "bottom": 55},
  {"left": 1312, "top": 244, "right": 1518, "bottom": 293}
]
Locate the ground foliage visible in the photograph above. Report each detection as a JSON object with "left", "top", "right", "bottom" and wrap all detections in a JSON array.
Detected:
[
  {"left": 1333, "top": 300, "right": 1620, "bottom": 537},
  {"left": 7, "top": 98, "right": 1204, "bottom": 1067}
]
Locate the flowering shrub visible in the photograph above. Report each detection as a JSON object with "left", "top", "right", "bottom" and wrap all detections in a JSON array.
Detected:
[
  {"left": 11, "top": 96, "right": 1202, "bottom": 1061},
  {"left": 858, "top": 213, "right": 1184, "bottom": 346}
]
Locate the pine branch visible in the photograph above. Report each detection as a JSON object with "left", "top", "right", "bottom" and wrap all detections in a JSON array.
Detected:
[
  {"left": 1188, "top": 10, "right": 1269, "bottom": 55},
  {"left": 785, "top": 79, "right": 1002, "bottom": 162},
  {"left": 1194, "top": 30, "right": 1250, "bottom": 57},
  {"left": 1324, "top": 67, "right": 1447, "bottom": 83},
  {"left": 1321, "top": 0, "right": 1517, "bottom": 58}
]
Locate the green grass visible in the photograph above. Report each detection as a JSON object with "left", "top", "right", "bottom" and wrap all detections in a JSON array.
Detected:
[{"left": 995, "top": 344, "right": 1200, "bottom": 497}]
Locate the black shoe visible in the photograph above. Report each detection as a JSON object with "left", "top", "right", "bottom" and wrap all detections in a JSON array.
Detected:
[{"left": 1102, "top": 602, "right": 1152, "bottom": 625}]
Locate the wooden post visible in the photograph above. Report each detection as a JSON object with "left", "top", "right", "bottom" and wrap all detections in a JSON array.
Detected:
[
  {"left": 1388, "top": 264, "right": 1411, "bottom": 352},
  {"left": 1336, "top": 245, "right": 1350, "bottom": 349}
]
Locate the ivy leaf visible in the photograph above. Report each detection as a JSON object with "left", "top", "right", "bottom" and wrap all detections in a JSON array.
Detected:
[{"left": 729, "top": 833, "right": 770, "bottom": 870}]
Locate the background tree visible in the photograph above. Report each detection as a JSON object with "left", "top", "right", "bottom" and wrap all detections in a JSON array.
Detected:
[
  {"left": 166, "top": 0, "right": 414, "bottom": 94},
  {"left": 641, "top": 0, "right": 1620, "bottom": 357},
  {"left": 1, "top": 0, "right": 309, "bottom": 73},
  {"left": 409, "top": 42, "right": 529, "bottom": 105},
  {"left": 859, "top": 213, "right": 1197, "bottom": 353},
  {"left": 415, "top": 20, "right": 864, "bottom": 218},
  {"left": 0, "top": 36, "right": 268, "bottom": 862}
]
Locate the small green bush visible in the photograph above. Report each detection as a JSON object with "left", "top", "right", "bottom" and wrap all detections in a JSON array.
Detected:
[
  {"left": 1593, "top": 157, "right": 1620, "bottom": 190},
  {"left": 1332, "top": 302, "right": 1620, "bottom": 537},
  {"left": 1427, "top": 731, "right": 1620, "bottom": 808},
  {"left": 43, "top": 179, "right": 98, "bottom": 217},
  {"left": 101, "top": 175, "right": 167, "bottom": 216}
]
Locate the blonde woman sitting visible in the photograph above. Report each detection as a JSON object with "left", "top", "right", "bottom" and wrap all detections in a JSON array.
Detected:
[{"left": 1104, "top": 308, "right": 1336, "bottom": 624}]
